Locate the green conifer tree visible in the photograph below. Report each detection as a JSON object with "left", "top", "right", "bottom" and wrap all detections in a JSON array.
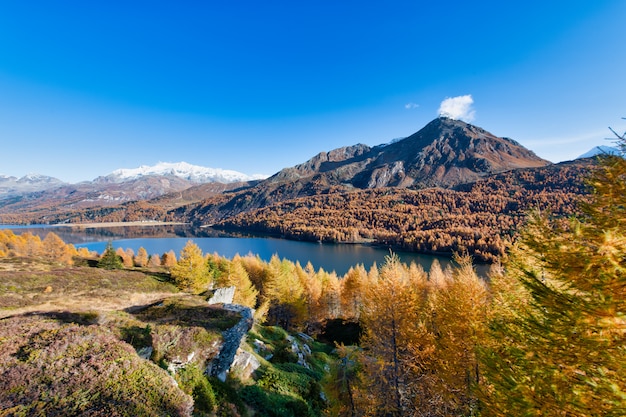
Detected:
[{"left": 97, "top": 241, "right": 123, "bottom": 270}]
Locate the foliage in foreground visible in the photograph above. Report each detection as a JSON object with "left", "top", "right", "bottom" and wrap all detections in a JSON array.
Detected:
[
  {"left": 0, "top": 314, "right": 193, "bottom": 416},
  {"left": 480, "top": 148, "right": 626, "bottom": 416}
]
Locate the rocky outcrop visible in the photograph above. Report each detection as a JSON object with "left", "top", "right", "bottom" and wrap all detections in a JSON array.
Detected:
[
  {"left": 207, "top": 286, "right": 235, "bottom": 305},
  {"left": 208, "top": 304, "right": 254, "bottom": 382},
  {"left": 229, "top": 348, "right": 261, "bottom": 380}
]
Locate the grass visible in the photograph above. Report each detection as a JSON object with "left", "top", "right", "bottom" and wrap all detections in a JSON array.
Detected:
[
  {"left": 0, "top": 256, "right": 179, "bottom": 315},
  {"left": 236, "top": 325, "right": 336, "bottom": 416}
]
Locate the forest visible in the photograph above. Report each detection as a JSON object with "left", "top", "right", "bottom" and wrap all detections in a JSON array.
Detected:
[{"left": 0, "top": 146, "right": 624, "bottom": 415}]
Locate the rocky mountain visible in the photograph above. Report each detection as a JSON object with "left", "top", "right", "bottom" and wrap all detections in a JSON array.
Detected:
[
  {"left": 189, "top": 117, "right": 551, "bottom": 218},
  {"left": 0, "top": 162, "right": 264, "bottom": 219},
  {"left": 267, "top": 117, "right": 549, "bottom": 190},
  {"left": 0, "top": 118, "right": 556, "bottom": 225}
]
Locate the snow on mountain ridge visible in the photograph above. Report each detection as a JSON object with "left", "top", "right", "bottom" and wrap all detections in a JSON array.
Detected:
[
  {"left": 577, "top": 146, "right": 621, "bottom": 159},
  {"left": 107, "top": 162, "right": 268, "bottom": 183}
]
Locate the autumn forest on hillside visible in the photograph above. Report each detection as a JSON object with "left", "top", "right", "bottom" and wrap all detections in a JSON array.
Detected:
[{"left": 1, "top": 142, "right": 625, "bottom": 416}]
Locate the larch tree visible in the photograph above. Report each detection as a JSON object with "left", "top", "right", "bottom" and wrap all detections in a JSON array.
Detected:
[
  {"left": 134, "top": 247, "right": 149, "bottom": 267},
  {"left": 170, "top": 240, "right": 208, "bottom": 293},
  {"left": 429, "top": 255, "right": 489, "bottom": 416},
  {"left": 300, "top": 262, "right": 323, "bottom": 325},
  {"left": 263, "top": 255, "right": 307, "bottom": 329},
  {"left": 357, "top": 253, "right": 433, "bottom": 416},
  {"left": 208, "top": 254, "right": 258, "bottom": 308},
  {"left": 147, "top": 253, "right": 161, "bottom": 268},
  {"left": 42, "top": 232, "right": 75, "bottom": 264},
  {"left": 161, "top": 250, "right": 177, "bottom": 268},
  {"left": 479, "top": 128, "right": 626, "bottom": 416},
  {"left": 340, "top": 264, "right": 368, "bottom": 320},
  {"left": 116, "top": 248, "right": 133, "bottom": 268}
]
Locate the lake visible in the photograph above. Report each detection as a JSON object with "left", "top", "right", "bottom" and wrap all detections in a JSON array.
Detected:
[{"left": 0, "top": 224, "right": 488, "bottom": 277}]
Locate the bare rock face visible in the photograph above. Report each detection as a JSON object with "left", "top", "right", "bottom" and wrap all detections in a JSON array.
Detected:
[{"left": 229, "top": 348, "right": 261, "bottom": 380}]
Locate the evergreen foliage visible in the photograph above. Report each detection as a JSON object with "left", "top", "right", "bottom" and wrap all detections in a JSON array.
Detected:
[
  {"left": 479, "top": 134, "right": 626, "bottom": 416},
  {"left": 98, "top": 241, "right": 123, "bottom": 269}
]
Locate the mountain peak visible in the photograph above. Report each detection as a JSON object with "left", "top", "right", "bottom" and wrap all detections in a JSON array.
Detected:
[
  {"left": 100, "top": 162, "right": 268, "bottom": 184},
  {"left": 372, "top": 117, "right": 548, "bottom": 187},
  {"left": 267, "top": 117, "right": 550, "bottom": 191},
  {"left": 578, "top": 146, "right": 621, "bottom": 159}
]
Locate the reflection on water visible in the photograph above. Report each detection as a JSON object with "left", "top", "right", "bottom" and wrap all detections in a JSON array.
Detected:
[
  {"left": 0, "top": 224, "right": 223, "bottom": 244},
  {"left": 0, "top": 224, "right": 490, "bottom": 277}
]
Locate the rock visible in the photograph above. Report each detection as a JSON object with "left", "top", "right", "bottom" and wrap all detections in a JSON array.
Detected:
[
  {"left": 207, "top": 286, "right": 236, "bottom": 305},
  {"left": 137, "top": 346, "right": 153, "bottom": 360},
  {"left": 297, "top": 332, "right": 314, "bottom": 342},
  {"left": 230, "top": 348, "right": 260, "bottom": 380},
  {"left": 208, "top": 304, "right": 254, "bottom": 382},
  {"left": 286, "top": 335, "right": 311, "bottom": 369},
  {"left": 167, "top": 351, "right": 196, "bottom": 375}
]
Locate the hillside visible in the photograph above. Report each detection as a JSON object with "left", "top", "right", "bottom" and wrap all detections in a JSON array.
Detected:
[
  {"left": 0, "top": 255, "right": 335, "bottom": 417},
  {"left": 216, "top": 159, "right": 594, "bottom": 262}
]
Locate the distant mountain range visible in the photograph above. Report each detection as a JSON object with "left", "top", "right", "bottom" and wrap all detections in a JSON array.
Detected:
[
  {"left": 0, "top": 162, "right": 267, "bottom": 211},
  {"left": 0, "top": 117, "right": 609, "bottom": 228}
]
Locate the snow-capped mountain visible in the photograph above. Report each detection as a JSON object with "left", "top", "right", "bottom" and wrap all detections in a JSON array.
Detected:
[
  {"left": 96, "top": 162, "right": 268, "bottom": 184},
  {"left": 578, "top": 146, "right": 621, "bottom": 159},
  {"left": 0, "top": 174, "right": 66, "bottom": 196}
]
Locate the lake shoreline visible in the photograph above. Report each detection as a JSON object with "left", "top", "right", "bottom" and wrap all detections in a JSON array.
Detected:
[{"left": 50, "top": 221, "right": 190, "bottom": 229}]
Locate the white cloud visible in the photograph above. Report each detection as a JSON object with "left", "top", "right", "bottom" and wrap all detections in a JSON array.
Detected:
[
  {"left": 404, "top": 102, "right": 419, "bottom": 110},
  {"left": 437, "top": 95, "right": 475, "bottom": 122}
]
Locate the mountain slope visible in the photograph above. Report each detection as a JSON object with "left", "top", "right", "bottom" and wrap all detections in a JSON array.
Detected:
[
  {"left": 0, "top": 163, "right": 264, "bottom": 220},
  {"left": 1, "top": 118, "right": 553, "bottom": 227},
  {"left": 357, "top": 117, "right": 549, "bottom": 188},
  {"left": 215, "top": 158, "right": 594, "bottom": 262},
  {"left": 181, "top": 117, "right": 551, "bottom": 219},
  {"left": 266, "top": 117, "right": 549, "bottom": 191}
]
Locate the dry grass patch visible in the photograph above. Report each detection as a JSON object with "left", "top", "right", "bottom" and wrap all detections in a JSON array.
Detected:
[{"left": 0, "top": 257, "right": 179, "bottom": 316}]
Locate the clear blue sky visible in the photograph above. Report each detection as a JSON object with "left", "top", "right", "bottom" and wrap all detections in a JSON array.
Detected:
[{"left": 1, "top": 1, "right": 625, "bottom": 183}]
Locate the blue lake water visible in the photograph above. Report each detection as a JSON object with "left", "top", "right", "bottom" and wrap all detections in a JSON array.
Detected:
[{"left": 0, "top": 224, "right": 488, "bottom": 277}]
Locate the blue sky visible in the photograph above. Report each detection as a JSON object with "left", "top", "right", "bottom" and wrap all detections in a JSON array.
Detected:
[{"left": 1, "top": 1, "right": 625, "bottom": 183}]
